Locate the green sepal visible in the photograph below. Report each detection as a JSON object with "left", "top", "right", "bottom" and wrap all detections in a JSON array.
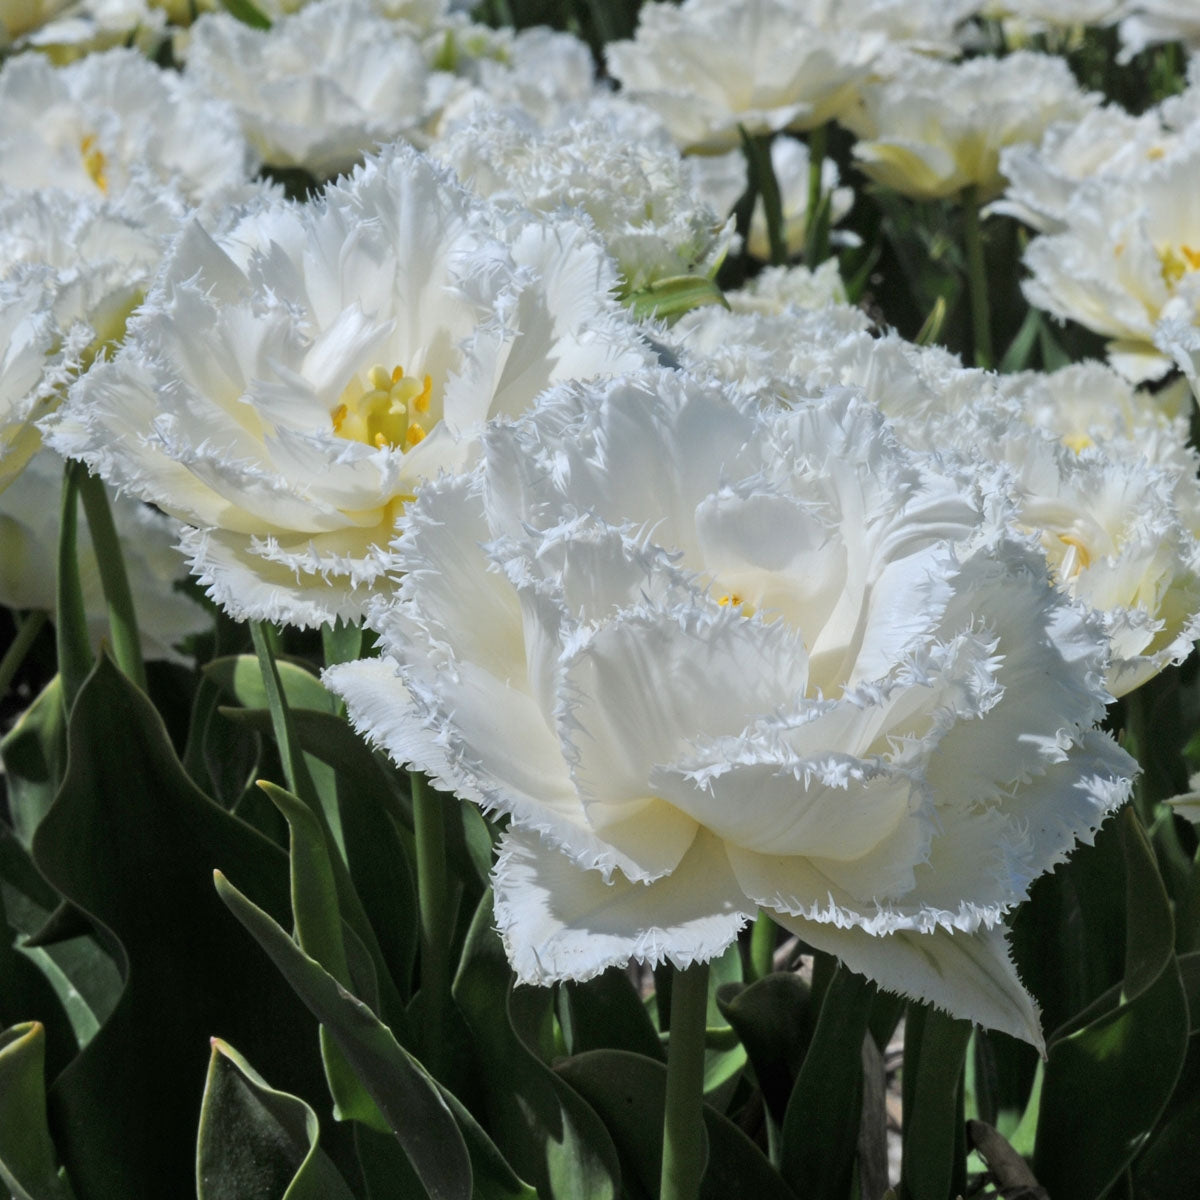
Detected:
[
  {"left": 220, "top": 0, "right": 270, "bottom": 28},
  {"left": 625, "top": 275, "right": 729, "bottom": 322},
  {"left": 0, "top": 1022, "right": 74, "bottom": 1200},
  {"left": 196, "top": 1039, "right": 356, "bottom": 1200}
]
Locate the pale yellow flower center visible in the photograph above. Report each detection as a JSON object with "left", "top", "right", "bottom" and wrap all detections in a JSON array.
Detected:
[
  {"left": 331, "top": 364, "right": 432, "bottom": 451},
  {"left": 717, "top": 591, "right": 757, "bottom": 617},
  {"left": 1054, "top": 532, "right": 1092, "bottom": 579},
  {"left": 79, "top": 134, "right": 108, "bottom": 193},
  {"left": 1158, "top": 244, "right": 1200, "bottom": 290}
]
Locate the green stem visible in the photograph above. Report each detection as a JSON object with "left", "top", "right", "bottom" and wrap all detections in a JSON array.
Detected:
[
  {"left": 412, "top": 770, "right": 449, "bottom": 1076},
  {"left": 57, "top": 460, "right": 93, "bottom": 714},
  {"left": 962, "top": 186, "right": 994, "bottom": 370},
  {"left": 748, "top": 911, "right": 776, "bottom": 981},
  {"left": 249, "top": 619, "right": 319, "bottom": 808},
  {"left": 660, "top": 960, "right": 710, "bottom": 1200},
  {"left": 739, "top": 129, "right": 787, "bottom": 268},
  {"left": 804, "top": 122, "right": 829, "bottom": 265},
  {"left": 0, "top": 611, "right": 47, "bottom": 700},
  {"left": 77, "top": 469, "right": 147, "bottom": 692}
]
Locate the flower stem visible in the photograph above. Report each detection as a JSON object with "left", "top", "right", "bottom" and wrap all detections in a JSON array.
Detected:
[
  {"left": 77, "top": 468, "right": 147, "bottom": 693},
  {"left": 748, "top": 911, "right": 776, "bottom": 981},
  {"left": 249, "top": 619, "right": 319, "bottom": 808},
  {"left": 0, "top": 611, "right": 47, "bottom": 701},
  {"left": 805, "top": 122, "right": 830, "bottom": 266},
  {"left": 660, "top": 960, "right": 710, "bottom": 1200},
  {"left": 412, "top": 769, "right": 449, "bottom": 1077},
  {"left": 962, "top": 186, "right": 994, "bottom": 370},
  {"left": 57, "top": 460, "right": 92, "bottom": 714}
]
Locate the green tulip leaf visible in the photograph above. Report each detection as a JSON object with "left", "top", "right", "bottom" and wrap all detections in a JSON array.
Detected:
[
  {"left": 0, "top": 1022, "right": 74, "bottom": 1200},
  {"left": 1034, "top": 806, "right": 1189, "bottom": 1200},
  {"left": 0, "top": 674, "right": 66, "bottom": 846},
  {"left": 29, "top": 654, "right": 332, "bottom": 1199},
  {"left": 716, "top": 972, "right": 814, "bottom": 1126},
  {"left": 625, "top": 275, "right": 729, "bottom": 322},
  {"left": 564, "top": 969, "right": 665, "bottom": 1062},
  {"left": 453, "top": 890, "right": 622, "bottom": 1199},
  {"left": 197, "top": 1039, "right": 357, "bottom": 1200},
  {"left": 204, "top": 654, "right": 337, "bottom": 716},
  {"left": 779, "top": 965, "right": 875, "bottom": 1200},
  {"left": 556, "top": 1049, "right": 797, "bottom": 1200},
  {"left": 213, "top": 870, "right": 473, "bottom": 1200}
]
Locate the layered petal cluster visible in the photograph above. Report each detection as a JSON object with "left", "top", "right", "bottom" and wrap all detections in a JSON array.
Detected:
[
  {"left": 327, "top": 369, "right": 1132, "bottom": 1047},
  {"left": 0, "top": 46, "right": 255, "bottom": 215},
  {"left": 993, "top": 105, "right": 1187, "bottom": 234},
  {"left": 432, "top": 109, "right": 734, "bottom": 295},
  {"left": 183, "top": 0, "right": 455, "bottom": 179},
  {"left": 672, "top": 302, "right": 1200, "bottom": 697},
  {"left": 845, "top": 51, "right": 1097, "bottom": 201},
  {"left": 0, "top": 188, "right": 162, "bottom": 489},
  {"left": 46, "top": 144, "right": 649, "bottom": 628},
  {"left": 606, "top": 0, "right": 884, "bottom": 153},
  {"left": 1117, "top": 0, "right": 1200, "bottom": 61},
  {"left": 0, "top": 447, "right": 209, "bottom": 662},
  {"left": 1021, "top": 143, "right": 1200, "bottom": 380}
]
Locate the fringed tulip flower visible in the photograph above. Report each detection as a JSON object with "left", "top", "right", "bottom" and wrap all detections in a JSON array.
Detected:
[{"left": 327, "top": 369, "right": 1132, "bottom": 1049}]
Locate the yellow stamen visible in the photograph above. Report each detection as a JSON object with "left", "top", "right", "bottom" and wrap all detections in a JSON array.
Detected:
[
  {"left": 1057, "top": 533, "right": 1092, "bottom": 574},
  {"left": 330, "top": 361, "right": 436, "bottom": 451},
  {"left": 79, "top": 133, "right": 108, "bottom": 193},
  {"left": 1159, "top": 244, "right": 1200, "bottom": 288}
]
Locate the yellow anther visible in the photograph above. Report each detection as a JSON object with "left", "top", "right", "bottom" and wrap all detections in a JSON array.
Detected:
[
  {"left": 718, "top": 593, "right": 741, "bottom": 607},
  {"left": 1158, "top": 244, "right": 1200, "bottom": 288},
  {"left": 79, "top": 133, "right": 108, "bottom": 193},
  {"left": 332, "top": 361, "right": 437, "bottom": 451},
  {"left": 414, "top": 374, "right": 432, "bottom": 414},
  {"left": 1147, "top": 145, "right": 1166, "bottom": 161},
  {"left": 1063, "top": 432, "right": 1093, "bottom": 454},
  {"left": 1057, "top": 532, "right": 1092, "bottom": 574}
]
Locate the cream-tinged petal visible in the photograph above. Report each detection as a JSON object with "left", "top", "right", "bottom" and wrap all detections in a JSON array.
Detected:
[
  {"left": 493, "top": 826, "right": 752, "bottom": 984},
  {"left": 774, "top": 916, "right": 1045, "bottom": 1049}
]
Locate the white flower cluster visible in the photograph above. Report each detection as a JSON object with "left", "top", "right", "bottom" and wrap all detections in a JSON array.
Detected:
[{"left": 7, "top": 0, "right": 1192, "bottom": 1047}]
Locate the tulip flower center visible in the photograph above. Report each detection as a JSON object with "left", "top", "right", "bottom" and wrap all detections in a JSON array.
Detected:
[
  {"left": 717, "top": 591, "right": 757, "bottom": 617},
  {"left": 1051, "top": 532, "right": 1092, "bottom": 579},
  {"left": 79, "top": 133, "right": 108, "bottom": 193},
  {"left": 331, "top": 363, "right": 432, "bottom": 450},
  {"left": 1158, "top": 244, "right": 1200, "bottom": 290}
]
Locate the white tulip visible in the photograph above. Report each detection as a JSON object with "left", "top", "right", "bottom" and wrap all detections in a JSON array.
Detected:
[{"left": 327, "top": 369, "right": 1131, "bottom": 1048}]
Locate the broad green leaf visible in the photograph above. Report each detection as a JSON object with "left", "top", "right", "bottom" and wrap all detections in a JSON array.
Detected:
[
  {"left": 899, "top": 1005, "right": 970, "bottom": 1200},
  {"left": 197, "top": 1039, "right": 356, "bottom": 1200},
  {"left": 1034, "top": 807, "right": 1189, "bottom": 1200},
  {"left": 0, "top": 830, "right": 121, "bottom": 1053},
  {"left": 453, "top": 891, "right": 622, "bottom": 1199},
  {"left": 701, "top": 941, "right": 747, "bottom": 1100},
  {"left": 214, "top": 871, "right": 473, "bottom": 1200},
  {"left": 30, "top": 654, "right": 333, "bottom": 1199},
  {"left": 204, "top": 653, "right": 338, "bottom": 717},
  {"left": 263, "top": 781, "right": 392, "bottom": 1133},
  {"left": 779, "top": 965, "right": 874, "bottom": 1199},
  {"left": 556, "top": 1049, "right": 797, "bottom": 1200},
  {"left": 717, "top": 973, "right": 814, "bottom": 1126},
  {"left": 564, "top": 969, "right": 665, "bottom": 1062},
  {"left": 0, "top": 1022, "right": 74, "bottom": 1200},
  {"left": 0, "top": 674, "right": 66, "bottom": 846}
]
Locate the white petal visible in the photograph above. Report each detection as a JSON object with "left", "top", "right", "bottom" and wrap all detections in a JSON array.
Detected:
[
  {"left": 493, "top": 826, "right": 754, "bottom": 984},
  {"left": 774, "top": 915, "right": 1045, "bottom": 1050}
]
